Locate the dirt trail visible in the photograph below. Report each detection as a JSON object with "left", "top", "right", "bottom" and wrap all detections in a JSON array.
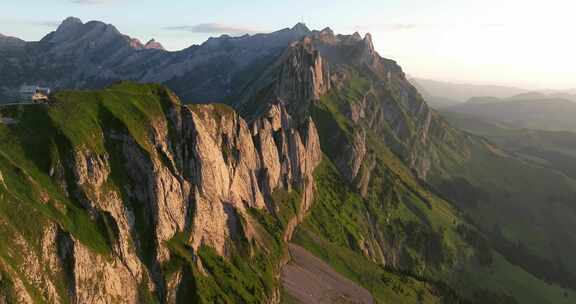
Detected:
[{"left": 281, "top": 243, "right": 374, "bottom": 304}]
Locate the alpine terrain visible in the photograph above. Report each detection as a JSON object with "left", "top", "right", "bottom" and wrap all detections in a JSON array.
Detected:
[{"left": 0, "top": 17, "right": 576, "bottom": 304}]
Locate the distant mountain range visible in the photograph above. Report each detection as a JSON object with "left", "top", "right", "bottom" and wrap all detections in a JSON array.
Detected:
[
  {"left": 442, "top": 110, "right": 576, "bottom": 180},
  {"left": 444, "top": 93, "right": 576, "bottom": 132},
  {"left": 410, "top": 78, "right": 529, "bottom": 108},
  {"left": 0, "top": 17, "right": 312, "bottom": 103},
  {"left": 411, "top": 78, "right": 576, "bottom": 109}
]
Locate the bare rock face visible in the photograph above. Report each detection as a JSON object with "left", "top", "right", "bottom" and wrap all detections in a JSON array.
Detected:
[
  {"left": 275, "top": 37, "right": 330, "bottom": 106},
  {"left": 274, "top": 37, "right": 331, "bottom": 116},
  {"left": 186, "top": 103, "right": 322, "bottom": 252},
  {"left": 342, "top": 128, "right": 367, "bottom": 182},
  {"left": 0, "top": 169, "right": 5, "bottom": 190},
  {"left": 304, "top": 29, "right": 436, "bottom": 181},
  {"left": 2, "top": 89, "right": 322, "bottom": 303},
  {"left": 72, "top": 240, "right": 141, "bottom": 304},
  {"left": 238, "top": 37, "right": 331, "bottom": 121}
]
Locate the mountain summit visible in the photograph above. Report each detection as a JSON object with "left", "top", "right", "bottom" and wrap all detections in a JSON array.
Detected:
[
  {"left": 291, "top": 22, "right": 311, "bottom": 34},
  {"left": 58, "top": 16, "right": 83, "bottom": 29}
]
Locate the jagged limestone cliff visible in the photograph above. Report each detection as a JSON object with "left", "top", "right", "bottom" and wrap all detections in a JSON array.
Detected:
[{"left": 0, "top": 83, "right": 321, "bottom": 303}]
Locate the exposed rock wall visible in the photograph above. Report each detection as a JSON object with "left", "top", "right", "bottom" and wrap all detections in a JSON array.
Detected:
[
  {"left": 1, "top": 95, "right": 321, "bottom": 303},
  {"left": 275, "top": 37, "right": 331, "bottom": 105},
  {"left": 238, "top": 37, "right": 331, "bottom": 122}
]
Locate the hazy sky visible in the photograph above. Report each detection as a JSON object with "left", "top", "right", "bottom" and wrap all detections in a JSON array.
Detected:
[{"left": 1, "top": 0, "right": 575, "bottom": 90}]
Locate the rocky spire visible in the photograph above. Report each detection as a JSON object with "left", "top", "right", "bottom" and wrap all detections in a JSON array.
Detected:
[
  {"left": 270, "top": 37, "right": 330, "bottom": 119},
  {"left": 363, "top": 33, "right": 374, "bottom": 53},
  {"left": 236, "top": 36, "right": 330, "bottom": 121},
  {"left": 46, "top": 16, "right": 85, "bottom": 43}
]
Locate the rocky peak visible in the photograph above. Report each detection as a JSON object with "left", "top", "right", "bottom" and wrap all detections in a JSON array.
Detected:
[
  {"left": 57, "top": 16, "right": 83, "bottom": 31},
  {"left": 46, "top": 17, "right": 125, "bottom": 45},
  {"left": 49, "top": 16, "right": 84, "bottom": 42},
  {"left": 291, "top": 22, "right": 311, "bottom": 35},
  {"left": 144, "top": 38, "right": 165, "bottom": 50},
  {"left": 239, "top": 36, "right": 330, "bottom": 120},
  {"left": 291, "top": 38, "right": 330, "bottom": 99}
]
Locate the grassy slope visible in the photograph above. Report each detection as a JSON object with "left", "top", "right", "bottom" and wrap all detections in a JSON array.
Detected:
[
  {"left": 298, "top": 74, "right": 576, "bottom": 303},
  {"left": 441, "top": 111, "right": 576, "bottom": 179},
  {"left": 293, "top": 160, "right": 459, "bottom": 303},
  {"left": 429, "top": 119, "right": 576, "bottom": 284}
]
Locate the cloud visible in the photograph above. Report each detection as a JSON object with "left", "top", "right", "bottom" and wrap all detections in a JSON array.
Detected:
[{"left": 164, "top": 23, "right": 259, "bottom": 35}]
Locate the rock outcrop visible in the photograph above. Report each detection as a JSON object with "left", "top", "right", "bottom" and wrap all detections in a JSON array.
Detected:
[
  {"left": 144, "top": 39, "right": 165, "bottom": 50},
  {"left": 237, "top": 36, "right": 331, "bottom": 122}
]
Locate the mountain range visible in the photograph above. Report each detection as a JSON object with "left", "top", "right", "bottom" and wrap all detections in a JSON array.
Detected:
[
  {"left": 444, "top": 93, "right": 576, "bottom": 132},
  {"left": 0, "top": 17, "right": 312, "bottom": 104},
  {"left": 411, "top": 78, "right": 576, "bottom": 109},
  {"left": 1, "top": 17, "right": 576, "bottom": 304},
  {"left": 409, "top": 78, "right": 529, "bottom": 108}
]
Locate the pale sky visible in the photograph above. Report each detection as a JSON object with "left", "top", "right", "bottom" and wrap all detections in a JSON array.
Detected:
[{"left": 1, "top": 0, "right": 575, "bottom": 90}]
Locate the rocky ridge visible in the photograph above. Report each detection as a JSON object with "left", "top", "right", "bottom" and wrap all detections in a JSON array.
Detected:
[{"left": 0, "top": 18, "right": 313, "bottom": 103}]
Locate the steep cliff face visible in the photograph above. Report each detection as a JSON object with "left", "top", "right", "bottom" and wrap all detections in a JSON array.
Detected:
[
  {"left": 236, "top": 37, "right": 331, "bottom": 121},
  {"left": 314, "top": 31, "right": 437, "bottom": 180},
  {"left": 0, "top": 83, "right": 320, "bottom": 303}
]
